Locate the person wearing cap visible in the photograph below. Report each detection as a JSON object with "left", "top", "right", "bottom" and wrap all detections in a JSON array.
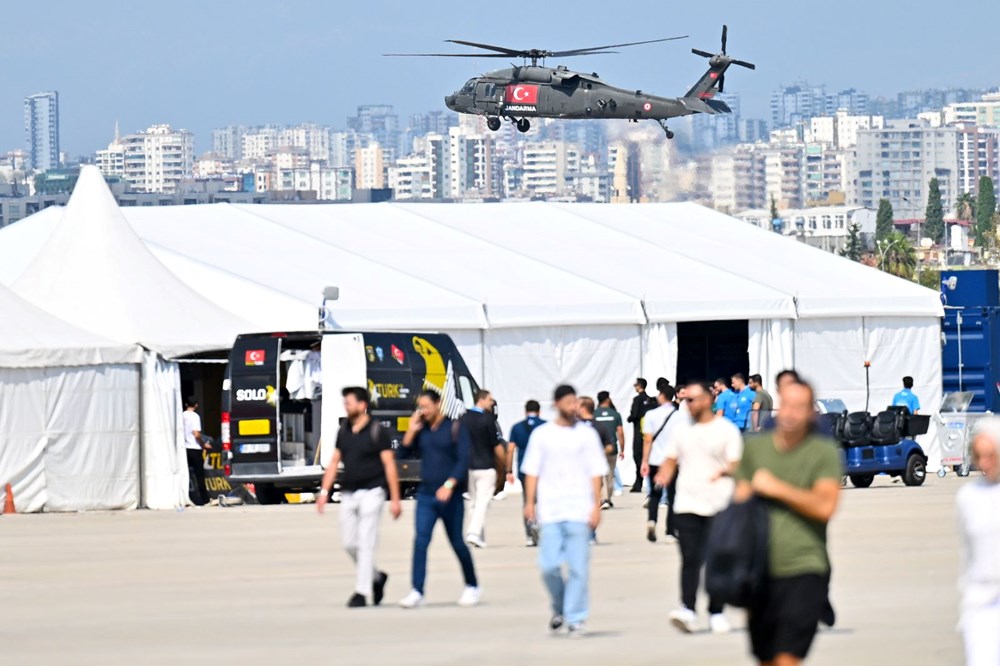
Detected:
[
  {"left": 957, "top": 418, "right": 1000, "bottom": 666},
  {"left": 522, "top": 384, "right": 609, "bottom": 638}
]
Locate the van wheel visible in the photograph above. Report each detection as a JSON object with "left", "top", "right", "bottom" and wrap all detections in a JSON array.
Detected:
[
  {"left": 849, "top": 474, "right": 874, "bottom": 488},
  {"left": 255, "top": 483, "right": 284, "bottom": 505},
  {"left": 903, "top": 455, "right": 926, "bottom": 487}
]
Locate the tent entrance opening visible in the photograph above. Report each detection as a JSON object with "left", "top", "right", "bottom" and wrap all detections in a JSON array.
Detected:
[{"left": 676, "top": 320, "right": 749, "bottom": 384}]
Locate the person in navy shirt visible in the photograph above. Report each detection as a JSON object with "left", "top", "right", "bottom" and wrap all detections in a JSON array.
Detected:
[
  {"left": 731, "top": 373, "right": 758, "bottom": 431},
  {"left": 892, "top": 376, "right": 921, "bottom": 414},
  {"left": 397, "top": 390, "right": 480, "bottom": 609},
  {"left": 507, "top": 399, "right": 546, "bottom": 546}
]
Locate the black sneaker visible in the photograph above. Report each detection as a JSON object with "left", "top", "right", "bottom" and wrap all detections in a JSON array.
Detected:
[
  {"left": 347, "top": 593, "right": 367, "bottom": 608},
  {"left": 550, "top": 614, "right": 565, "bottom": 632},
  {"left": 600, "top": 500, "right": 612, "bottom": 510},
  {"left": 373, "top": 571, "right": 389, "bottom": 606}
]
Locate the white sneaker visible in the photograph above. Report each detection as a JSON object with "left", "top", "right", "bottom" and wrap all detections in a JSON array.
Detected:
[
  {"left": 613, "top": 489, "right": 623, "bottom": 497},
  {"left": 492, "top": 490, "right": 507, "bottom": 501},
  {"left": 669, "top": 607, "right": 697, "bottom": 634},
  {"left": 709, "top": 613, "right": 731, "bottom": 634},
  {"left": 457, "top": 585, "right": 481, "bottom": 607},
  {"left": 398, "top": 589, "right": 424, "bottom": 609},
  {"left": 466, "top": 533, "right": 486, "bottom": 549}
]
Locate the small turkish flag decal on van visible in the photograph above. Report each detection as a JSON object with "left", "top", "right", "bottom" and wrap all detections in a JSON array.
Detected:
[
  {"left": 245, "top": 349, "right": 265, "bottom": 366},
  {"left": 505, "top": 84, "right": 539, "bottom": 104}
]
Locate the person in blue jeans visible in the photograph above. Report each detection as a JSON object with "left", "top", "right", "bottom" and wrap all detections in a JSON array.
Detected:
[
  {"left": 522, "top": 384, "right": 609, "bottom": 637},
  {"left": 397, "top": 390, "right": 480, "bottom": 609}
]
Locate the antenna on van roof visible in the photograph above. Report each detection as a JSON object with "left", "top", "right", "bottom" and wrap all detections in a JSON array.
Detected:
[{"left": 319, "top": 285, "right": 340, "bottom": 332}]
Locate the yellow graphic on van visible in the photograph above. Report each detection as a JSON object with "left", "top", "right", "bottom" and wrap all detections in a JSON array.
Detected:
[
  {"left": 266, "top": 385, "right": 277, "bottom": 407},
  {"left": 238, "top": 419, "right": 271, "bottom": 436},
  {"left": 412, "top": 335, "right": 447, "bottom": 393}
]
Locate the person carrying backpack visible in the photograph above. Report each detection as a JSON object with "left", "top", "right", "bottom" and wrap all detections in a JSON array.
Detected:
[
  {"left": 397, "top": 390, "right": 480, "bottom": 609},
  {"left": 507, "top": 400, "right": 547, "bottom": 546},
  {"left": 732, "top": 378, "right": 842, "bottom": 666}
]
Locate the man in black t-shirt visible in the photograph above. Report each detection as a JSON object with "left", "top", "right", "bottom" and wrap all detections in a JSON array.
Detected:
[
  {"left": 317, "top": 386, "right": 402, "bottom": 608},
  {"left": 462, "top": 389, "right": 505, "bottom": 548}
]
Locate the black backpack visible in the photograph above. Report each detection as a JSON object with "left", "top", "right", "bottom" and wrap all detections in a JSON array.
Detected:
[{"left": 704, "top": 497, "right": 770, "bottom": 608}]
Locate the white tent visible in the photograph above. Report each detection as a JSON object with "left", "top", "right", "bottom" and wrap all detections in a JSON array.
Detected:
[
  {"left": 4, "top": 167, "right": 258, "bottom": 510},
  {"left": 0, "top": 282, "right": 143, "bottom": 512},
  {"left": 0, "top": 194, "right": 946, "bottom": 477}
]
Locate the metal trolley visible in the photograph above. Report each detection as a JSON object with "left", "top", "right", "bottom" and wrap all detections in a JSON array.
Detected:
[{"left": 935, "top": 392, "right": 988, "bottom": 477}]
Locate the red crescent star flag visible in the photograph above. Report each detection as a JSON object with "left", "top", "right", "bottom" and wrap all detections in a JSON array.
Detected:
[
  {"left": 505, "top": 84, "right": 539, "bottom": 104},
  {"left": 245, "top": 349, "right": 265, "bottom": 366}
]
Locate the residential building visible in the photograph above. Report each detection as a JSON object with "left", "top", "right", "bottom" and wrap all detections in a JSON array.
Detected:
[
  {"left": 944, "top": 92, "right": 1000, "bottom": 128},
  {"left": 24, "top": 92, "right": 60, "bottom": 172},
  {"left": 96, "top": 127, "right": 126, "bottom": 179},
  {"left": 447, "top": 126, "right": 494, "bottom": 199},
  {"left": 737, "top": 205, "right": 875, "bottom": 253},
  {"left": 956, "top": 124, "right": 1000, "bottom": 196},
  {"left": 850, "top": 120, "right": 959, "bottom": 218},
  {"left": 347, "top": 105, "right": 400, "bottom": 160},
  {"left": 764, "top": 143, "right": 805, "bottom": 209},
  {"left": 212, "top": 125, "right": 246, "bottom": 161},
  {"left": 710, "top": 143, "right": 766, "bottom": 213},
  {"left": 120, "top": 124, "right": 195, "bottom": 194},
  {"left": 389, "top": 155, "right": 433, "bottom": 200},
  {"left": 809, "top": 110, "right": 885, "bottom": 149},
  {"left": 354, "top": 143, "right": 385, "bottom": 189},
  {"left": 771, "top": 83, "right": 829, "bottom": 129},
  {"left": 522, "top": 141, "right": 580, "bottom": 196}
]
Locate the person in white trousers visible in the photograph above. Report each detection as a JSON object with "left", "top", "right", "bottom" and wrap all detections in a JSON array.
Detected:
[
  {"left": 317, "top": 386, "right": 402, "bottom": 608},
  {"left": 462, "top": 390, "right": 505, "bottom": 548},
  {"left": 957, "top": 418, "right": 1000, "bottom": 666}
]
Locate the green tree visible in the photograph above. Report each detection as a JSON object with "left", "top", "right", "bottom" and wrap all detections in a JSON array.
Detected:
[
  {"left": 878, "top": 231, "right": 917, "bottom": 280},
  {"left": 918, "top": 268, "right": 941, "bottom": 290},
  {"left": 925, "top": 177, "right": 945, "bottom": 245},
  {"left": 840, "top": 222, "right": 864, "bottom": 261},
  {"left": 769, "top": 195, "right": 780, "bottom": 233},
  {"left": 875, "top": 198, "right": 895, "bottom": 241},
  {"left": 955, "top": 191, "right": 976, "bottom": 221},
  {"left": 975, "top": 176, "right": 997, "bottom": 248}
]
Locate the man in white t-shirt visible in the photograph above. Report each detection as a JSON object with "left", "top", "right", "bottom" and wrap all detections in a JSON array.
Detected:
[
  {"left": 655, "top": 380, "right": 743, "bottom": 635},
  {"left": 640, "top": 385, "right": 691, "bottom": 543},
  {"left": 522, "top": 384, "right": 609, "bottom": 638},
  {"left": 183, "top": 396, "right": 212, "bottom": 506}
]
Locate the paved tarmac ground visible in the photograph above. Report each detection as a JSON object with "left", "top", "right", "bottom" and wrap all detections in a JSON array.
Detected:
[{"left": 1, "top": 474, "right": 969, "bottom": 665}]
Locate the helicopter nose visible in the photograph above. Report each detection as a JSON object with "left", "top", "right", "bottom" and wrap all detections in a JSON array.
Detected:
[{"left": 445, "top": 95, "right": 457, "bottom": 110}]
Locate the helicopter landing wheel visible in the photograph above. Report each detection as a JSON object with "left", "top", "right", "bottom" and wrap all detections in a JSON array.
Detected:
[
  {"left": 516, "top": 118, "right": 531, "bottom": 133},
  {"left": 486, "top": 117, "right": 501, "bottom": 131},
  {"left": 665, "top": 130, "right": 675, "bottom": 140}
]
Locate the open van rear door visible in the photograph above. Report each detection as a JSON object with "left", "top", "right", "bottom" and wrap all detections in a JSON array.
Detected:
[{"left": 319, "top": 333, "right": 367, "bottom": 468}]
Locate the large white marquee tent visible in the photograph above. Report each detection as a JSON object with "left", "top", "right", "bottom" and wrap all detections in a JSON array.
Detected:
[{"left": 0, "top": 169, "right": 946, "bottom": 499}]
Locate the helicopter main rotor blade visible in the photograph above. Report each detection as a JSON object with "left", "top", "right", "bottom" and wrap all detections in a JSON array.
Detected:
[
  {"left": 733, "top": 59, "right": 756, "bottom": 70},
  {"left": 383, "top": 52, "right": 513, "bottom": 57},
  {"left": 718, "top": 74, "right": 725, "bottom": 94},
  {"left": 444, "top": 39, "right": 526, "bottom": 56},
  {"left": 550, "top": 35, "right": 687, "bottom": 58},
  {"left": 692, "top": 48, "right": 715, "bottom": 58}
]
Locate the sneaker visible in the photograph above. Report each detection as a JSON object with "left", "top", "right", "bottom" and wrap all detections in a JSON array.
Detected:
[
  {"left": 457, "top": 585, "right": 481, "bottom": 607},
  {"left": 549, "top": 614, "right": 565, "bottom": 632},
  {"left": 669, "top": 608, "right": 697, "bottom": 634},
  {"left": 568, "top": 623, "right": 586, "bottom": 638},
  {"left": 662, "top": 534, "right": 678, "bottom": 545},
  {"left": 646, "top": 520, "right": 657, "bottom": 543},
  {"left": 589, "top": 535, "right": 599, "bottom": 546},
  {"left": 493, "top": 490, "right": 507, "bottom": 501},
  {"left": 525, "top": 537, "right": 538, "bottom": 547},
  {"left": 398, "top": 589, "right": 424, "bottom": 609},
  {"left": 642, "top": 496, "right": 650, "bottom": 509},
  {"left": 613, "top": 489, "right": 623, "bottom": 497},
  {"left": 709, "top": 613, "right": 731, "bottom": 634},
  {"left": 600, "top": 500, "right": 612, "bottom": 510},
  {"left": 466, "top": 533, "right": 486, "bottom": 549},
  {"left": 347, "top": 593, "right": 367, "bottom": 608},
  {"left": 373, "top": 571, "right": 388, "bottom": 606}
]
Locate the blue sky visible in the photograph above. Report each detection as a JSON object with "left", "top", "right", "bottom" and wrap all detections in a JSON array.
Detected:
[{"left": 3, "top": 0, "right": 998, "bottom": 155}]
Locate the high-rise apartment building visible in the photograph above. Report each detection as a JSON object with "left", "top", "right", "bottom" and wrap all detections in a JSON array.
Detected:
[
  {"left": 522, "top": 141, "right": 580, "bottom": 196},
  {"left": 24, "top": 92, "right": 60, "bottom": 172},
  {"left": 120, "top": 124, "right": 194, "bottom": 193},
  {"left": 354, "top": 143, "right": 385, "bottom": 189}
]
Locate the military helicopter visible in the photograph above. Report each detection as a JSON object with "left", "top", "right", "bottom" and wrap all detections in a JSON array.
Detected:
[{"left": 386, "top": 26, "right": 754, "bottom": 139}]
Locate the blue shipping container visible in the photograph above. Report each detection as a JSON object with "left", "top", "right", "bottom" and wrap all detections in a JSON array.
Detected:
[{"left": 942, "top": 306, "right": 1000, "bottom": 412}]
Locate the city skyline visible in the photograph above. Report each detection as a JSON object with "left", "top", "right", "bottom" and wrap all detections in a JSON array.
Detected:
[{"left": 2, "top": 0, "right": 998, "bottom": 155}]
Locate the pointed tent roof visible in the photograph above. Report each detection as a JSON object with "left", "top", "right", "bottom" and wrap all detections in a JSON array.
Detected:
[
  {"left": 0, "top": 281, "right": 140, "bottom": 368},
  {"left": 13, "top": 166, "right": 253, "bottom": 358}
]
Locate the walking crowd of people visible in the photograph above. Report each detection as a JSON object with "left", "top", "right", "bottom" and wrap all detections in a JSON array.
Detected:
[{"left": 315, "top": 370, "right": 932, "bottom": 665}]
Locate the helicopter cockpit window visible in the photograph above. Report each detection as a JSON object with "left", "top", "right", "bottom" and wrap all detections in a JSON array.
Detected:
[
  {"left": 484, "top": 83, "right": 496, "bottom": 98},
  {"left": 461, "top": 79, "right": 476, "bottom": 94}
]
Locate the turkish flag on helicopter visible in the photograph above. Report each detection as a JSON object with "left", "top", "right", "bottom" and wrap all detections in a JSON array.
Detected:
[{"left": 504, "top": 84, "right": 539, "bottom": 104}]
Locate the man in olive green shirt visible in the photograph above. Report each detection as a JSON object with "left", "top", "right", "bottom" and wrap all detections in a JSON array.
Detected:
[{"left": 734, "top": 380, "right": 842, "bottom": 666}]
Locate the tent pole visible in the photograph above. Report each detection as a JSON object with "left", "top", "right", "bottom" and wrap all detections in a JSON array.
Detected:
[{"left": 137, "top": 359, "right": 145, "bottom": 509}]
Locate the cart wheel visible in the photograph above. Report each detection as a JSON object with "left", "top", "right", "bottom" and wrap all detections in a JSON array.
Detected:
[
  {"left": 849, "top": 474, "right": 875, "bottom": 488},
  {"left": 937, "top": 468, "right": 947, "bottom": 478},
  {"left": 903, "top": 455, "right": 927, "bottom": 487}
]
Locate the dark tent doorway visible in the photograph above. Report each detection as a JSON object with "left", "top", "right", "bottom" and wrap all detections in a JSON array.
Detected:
[{"left": 676, "top": 320, "right": 749, "bottom": 385}]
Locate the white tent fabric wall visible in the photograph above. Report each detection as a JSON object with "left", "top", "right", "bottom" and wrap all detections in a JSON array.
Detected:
[
  {"left": 141, "top": 354, "right": 189, "bottom": 509},
  {"left": 0, "top": 364, "right": 141, "bottom": 512},
  {"left": 749, "top": 319, "right": 795, "bottom": 400}
]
